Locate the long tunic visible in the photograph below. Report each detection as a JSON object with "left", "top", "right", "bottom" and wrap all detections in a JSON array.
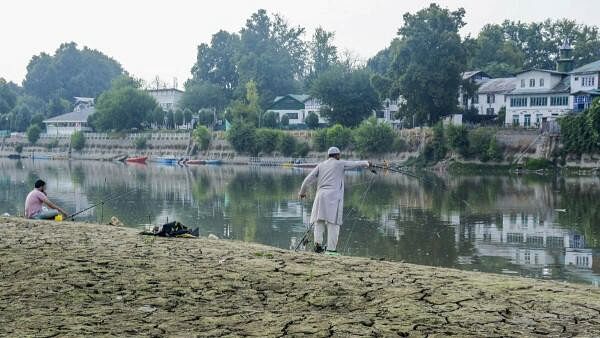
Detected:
[{"left": 299, "top": 158, "right": 370, "bottom": 225}]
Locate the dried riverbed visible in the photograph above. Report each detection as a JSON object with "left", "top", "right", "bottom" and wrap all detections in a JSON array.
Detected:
[{"left": 1, "top": 218, "right": 600, "bottom": 337}]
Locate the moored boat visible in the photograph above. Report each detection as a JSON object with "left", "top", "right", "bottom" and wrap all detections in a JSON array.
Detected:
[
  {"left": 185, "top": 159, "right": 206, "bottom": 165},
  {"left": 126, "top": 156, "right": 148, "bottom": 164},
  {"left": 205, "top": 159, "right": 222, "bottom": 165}
]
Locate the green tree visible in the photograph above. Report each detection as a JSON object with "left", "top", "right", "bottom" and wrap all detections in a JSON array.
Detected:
[
  {"left": 151, "top": 106, "right": 165, "bottom": 128},
  {"left": 422, "top": 123, "right": 447, "bottom": 163},
  {"left": 88, "top": 76, "right": 158, "bottom": 131},
  {"left": 134, "top": 135, "right": 148, "bottom": 149},
  {"left": 326, "top": 124, "right": 353, "bottom": 150},
  {"left": 174, "top": 109, "right": 184, "bottom": 127},
  {"left": 392, "top": 4, "right": 467, "bottom": 125},
  {"left": 26, "top": 124, "right": 41, "bottom": 144},
  {"left": 354, "top": 117, "right": 395, "bottom": 154},
  {"left": 183, "top": 108, "right": 193, "bottom": 126},
  {"left": 30, "top": 113, "right": 45, "bottom": 129},
  {"left": 260, "top": 111, "right": 279, "bottom": 128},
  {"left": 227, "top": 122, "right": 257, "bottom": 154},
  {"left": 0, "top": 79, "right": 18, "bottom": 119},
  {"left": 467, "top": 24, "right": 524, "bottom": 77},
  {"left": 179, "top": 81, "right": 228, "bottom": 113},
  {"left": 70, "top": 131, "right": 86, "bottom": 151},
  {"left": 305, "top": 111, "right": 319, "bottom": 129},
  {"left": 446, "top": 125, "right": 470, "bottom": 157},
  {"left": 197, "top": 108, "right": 215, "bottom": 127},
  {"left": 487, "top": 136, "right": 503, "bottom": 162},
  {"left": 255, "top": 128, "right": 280, "bottom": 154},
  {"left": 193, "top": 125, "right": 211, "bottom": 151},
  {"left": 166, "top": 111, "right": 175, "bottom": 129},
  {"left": 227, "top": 80, "right": 262, "bottom": 125},
  {"left": 313, "top": 129, "right": 328, "bottom": 152},
  {"left": 307, "top": 27, "right": 338, "bottom": 85},
  {"left": 311, "top": 66, "right": 380, "bottom": 127},
  {"left": 23, "top": 42, "right": 123, "bottom": 102},
  {"left": 278, "top": 133, "right": 297, "bottom": 156}
]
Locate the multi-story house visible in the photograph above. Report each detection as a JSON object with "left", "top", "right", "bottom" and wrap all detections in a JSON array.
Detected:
[
  {"left": 146, "top": 88, "right": 184, "bottom": 111},
  {"left": 458, "top": 70, "right": 491, "bottom": 110},
  {"left": 570, "top": 60, "right": 600, "bottom": 112},
  {"left": 474, "top": 77, "right": 517, "bottom": 116}
]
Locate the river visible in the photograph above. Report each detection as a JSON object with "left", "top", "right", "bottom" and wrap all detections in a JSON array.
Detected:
[{"left": 1, "top": 159, "right": 599, "bottom": 286}]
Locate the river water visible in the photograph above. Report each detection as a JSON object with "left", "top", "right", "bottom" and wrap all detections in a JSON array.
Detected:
[{"left": 1, "top": 159, "right": 599, "bottom": 286}]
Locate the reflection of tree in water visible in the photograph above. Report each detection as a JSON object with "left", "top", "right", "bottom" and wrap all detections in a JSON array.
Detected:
[
  {"left": 557, "top": 179, "right": 600, "bottom": 247},
  {"left": 70, "top": 165, "right": 86, "bottom": 185}
]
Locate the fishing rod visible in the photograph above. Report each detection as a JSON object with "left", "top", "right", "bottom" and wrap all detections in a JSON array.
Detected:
[{"left": 65, "top": 188, "right": 140, "bottom": 220}]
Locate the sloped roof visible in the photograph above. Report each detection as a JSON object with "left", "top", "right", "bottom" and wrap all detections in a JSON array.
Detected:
[
  {"left": 477, "top": 77, "right": 517, "bottom": 94},
  {"left": 508, "top": 76, "right": 570, "bottom": 95},
  {"left": 571, "top": 89, "right": 600, "bottom": 96},
  {"left": 273, "top": 94, "right": 311, "bottom": 104},
  {"left": 515, "top": 68, "right": 567, "bottom": 76},
  {"left": 570, "top": 60, "right": 600, "bottom": 74},
  {"left": 43, "top": 107, "right": 95, "bottom": 123},
  {"left": 462, "top": 70, "right": 491, "bottom": 80}
]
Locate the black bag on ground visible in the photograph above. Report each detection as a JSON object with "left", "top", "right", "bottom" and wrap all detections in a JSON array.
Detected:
[{"left": 153, "top": 221, "right": 199, "bottom": 237}]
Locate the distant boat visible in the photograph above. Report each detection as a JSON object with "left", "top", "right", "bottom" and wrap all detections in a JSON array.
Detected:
[
  {"left": 185, "top": 159, "right": 206, "bottom": 165},
  {"left": 205, "top": 159, "right": 222, "bottom": 165},
  {"left": 126, "top": 156, "right": 148, "bottom": 164},
  {"left": 32, "top": 154, "right": 50, "bottom": 160},
  {"left": 293, "top": 162, "right": 318, "bottom": 169},
  {"left": 7, "top": 154, "right": 20, "bottom": 159},
  {"left": 152, "top": 156, "right": 178, "bottom": 164}
]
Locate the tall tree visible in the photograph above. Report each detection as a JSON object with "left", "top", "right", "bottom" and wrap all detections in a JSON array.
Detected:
[
  {"left": 392, "top": 4, "right": 467, "bottom": 125},
  {"left": 308, "top": 27, "right": 338, "bottom": 83},
  {"left": 23, "top": 42, "right": 124, "bottom": 102},
  {"left": 89, "top": 76, "right": 157, "bottom": 131},
  {"left": 467, "top": 24, "right": 524, "bottom": 77},
  {"left": 191, "top": 30, "right": 240, "bottom": 95},
  {"left": 310, "top": 66, "right": 380, "bottom": 127}
]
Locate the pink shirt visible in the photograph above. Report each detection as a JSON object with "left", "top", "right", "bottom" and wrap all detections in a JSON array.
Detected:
[{"left": 25, "top": 189, "right": 47, "bottom": 218}]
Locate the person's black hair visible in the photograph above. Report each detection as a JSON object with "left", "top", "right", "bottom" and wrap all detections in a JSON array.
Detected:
[
  {"left": 328, "top": 154, "right": 337, "bottom": 158},
  {"left": 34, "top": 179, "right": 46, "bottom": 189}
]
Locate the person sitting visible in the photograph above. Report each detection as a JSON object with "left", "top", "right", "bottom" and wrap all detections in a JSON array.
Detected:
[{"left": 25, "top": 179, "right": 68, "bottom": 219}]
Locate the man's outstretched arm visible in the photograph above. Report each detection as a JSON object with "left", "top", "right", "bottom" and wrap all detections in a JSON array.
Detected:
[
  {"left": 43, "top": 198, "right": 68, "bottom": 216},
  {"left": 299, "top": 166, "right": 319, "bottom": 198}
]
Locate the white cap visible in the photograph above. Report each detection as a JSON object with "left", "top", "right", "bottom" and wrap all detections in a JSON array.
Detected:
[{"left": 327, "top": 146, "right": 340, "bottom": 155}]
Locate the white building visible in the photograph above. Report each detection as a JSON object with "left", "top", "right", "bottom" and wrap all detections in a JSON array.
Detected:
[
  {"left": 474, "top": 77, "right": 517, "bottom": 116},
  {"left": 505, "top": 69, "right": 572, "bottom": 127},
  {"left": 570, "top": 60, "right": 600, "bottom": 112},
  {"left": 375, "top": 98, "right": 403, "bottom": 127},
  {"left": 459, "top": 70, "right": 492, "bottom": 110},
  {"left": 266, "top": 94, "right": 325, "bottom": 125},
  {"left": 43, "top": 97, "right": 95, "bottom": 136},
  {"left": 146, "top": 88, "right": 184, "bottom": 111}
]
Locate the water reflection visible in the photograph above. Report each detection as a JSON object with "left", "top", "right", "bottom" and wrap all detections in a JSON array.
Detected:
[{"left": 0, "top": 159, "right": 599, "bottom": 285}]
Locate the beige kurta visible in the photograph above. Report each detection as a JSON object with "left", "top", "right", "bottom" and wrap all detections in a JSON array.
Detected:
[{"left": 299, "top": 158, "right": 370, "bottom": 225}]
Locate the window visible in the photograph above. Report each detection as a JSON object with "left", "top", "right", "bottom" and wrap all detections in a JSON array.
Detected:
[
  {"left": 530, "top": 97, "right": 548, "bottom": 106},
  {"left": 524, "top": 114, "right": 531, "bottom": 127},
  {"left": 375, "top": 110, "right": 385, "bottom": 118},
  {"left": 536, "top": 114, "right": 543, "bottom": 125},
  {"left": 529, "top": 79, "right": 535, "bottom": 87},
  {"left": 582, "top": 76, "right": 596, "bottom": 87},
  {"left": 539, "top": 78, "right": 544, "bottom": 87},
  {"left": 486, "top": 94, "right": 495, "bottom": 104},
  {"left": 521, "top": 79, "right": 525, "bottom": 88},
  {"left": 550, "top": 96, "right": 569, "bottom": 106},
  {"left": 286, "top": 113, "right": 299, "bottom": 120},
  {"left": 472, "top": 95, "right": 479, "bottom": 104},
  {"left": 512, "top": 115, "right": 520, "bottom": 126},
  {"left": 486, "top": 108, "right": 495, "bottom": 115},
  {"left": 510, "top": 97, "right": 527, "bottom": 107}
]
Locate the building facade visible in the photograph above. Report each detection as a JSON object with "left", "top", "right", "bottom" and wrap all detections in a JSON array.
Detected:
[
  {"left": 146, "top": 88, "right": 184, "bottom": 111},
  {"left": 570, "top": 60, "right": 600, "bottom": 112},
  {"left": 266, "top": 94, "right": 325, "bottom": 125},
  {"left": 473, "top": 77, "right": 517, "bottom": 116},
  {"left": 43, "top": 97, "right": 95, "bottom": 136}
]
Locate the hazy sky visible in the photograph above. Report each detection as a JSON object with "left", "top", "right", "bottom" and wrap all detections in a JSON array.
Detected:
[{"left": 1, "top": 0, "right": 598, "bottom": 87}]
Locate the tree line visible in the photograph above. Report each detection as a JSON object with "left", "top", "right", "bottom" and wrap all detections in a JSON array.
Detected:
[{"left": 2, "top": 4, "right": 600, "bottom": 137}]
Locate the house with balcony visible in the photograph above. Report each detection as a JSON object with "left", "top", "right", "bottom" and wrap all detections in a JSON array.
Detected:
[{"left": 570, "top": 60, "right": 600, "bottom": 112}]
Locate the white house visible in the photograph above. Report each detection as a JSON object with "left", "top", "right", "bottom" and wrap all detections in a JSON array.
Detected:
[
  {"left": 266, "top": 94, "right": 325, "bottom": 125},
  {"left": 474, "top": 77, "right": 517, "bottom": 116},
  {"left": 570, "top": 60, "right": 600, "bottom": 112},
  {"left": 43, "top": 97, "right": 95, "bottom": 136},
  {"left": 375, "top": 97, "right": 403, "bottom": 127},
  {"left": 146, "top": 88, "right": 184, "bottom": 111},
  {"left": 459, "top": 70, "right": 492, "bottom": 110},
  {"left": 505, "top": 69, "right": 572, "bottom": 127}
]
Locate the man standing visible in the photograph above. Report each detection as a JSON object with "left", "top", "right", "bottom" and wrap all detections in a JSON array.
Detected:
[
  {"left": 298, "top": 147, "right": 370, "bottom": 255},
  {"left": 25, "top": 179, "right": 68, "bottom": 219}
]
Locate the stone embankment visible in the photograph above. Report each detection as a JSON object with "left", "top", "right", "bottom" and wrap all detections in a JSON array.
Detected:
[{"left": 2, "top": 218, "right": 600, "bottom": 337}]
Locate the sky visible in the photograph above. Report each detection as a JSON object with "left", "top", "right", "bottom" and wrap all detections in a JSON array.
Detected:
[{"left": 1, "top": 0, "right": 598, "bottom": 88}]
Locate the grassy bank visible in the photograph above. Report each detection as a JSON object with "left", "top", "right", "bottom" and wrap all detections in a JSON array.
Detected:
[{"left": 1, "top": 218, "right": 600, "bottom": 336}]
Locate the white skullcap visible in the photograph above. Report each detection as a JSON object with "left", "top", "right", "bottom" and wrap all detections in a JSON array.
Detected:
[{"left": 327, "top": 146, "right": 340, "bottom": 155}]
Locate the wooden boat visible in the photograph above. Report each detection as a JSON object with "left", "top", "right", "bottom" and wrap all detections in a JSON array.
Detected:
[
  {"left": 151, "top": 156, "right": 178, "bottom": 164},
  {"left": 185, "top": 159, "right": 206, "bottom": 165},
  {"left": 126, "top": 156, "right": 148, "bottom": 164}
]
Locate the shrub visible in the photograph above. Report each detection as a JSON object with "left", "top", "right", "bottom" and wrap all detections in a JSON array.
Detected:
[
  {"left": 353, "top": 117, "right": 395, "bottom": 155},
  {"left": 281, "top": 114, "right": 290, "bottom": 127},
  {"left": 261, "top": 111, "right": 279, "bottom": 129},
  {"left": 305, "top": 112, "right": 319, "bottom": 129},
  {"left": 313, "top": 129, "right": 328, "bottom": 152},
  {"left": 278, "top": 133, "right": 297, "bottom": 156},
  {"left": 468, "top": 128, "right": 493, "bottom": 161},
  {"left": 134, "top": 135, "right": 149, "bottom": 150},
  {"left": 295, "top": 142, "right": 310, "bottom": 157},
  {"left": 446, "top": 125, "right": 470, "bottom": 157},
  {"left": 26, "top": 124, "right": 41, "bottom": 144},
  {"left": 70, "top": 131, "right": 86, "bottom": 151},
  {"left": 524, "top": 158, "right": 554, "bottom": 170},
  {"left": 326, "top": 124, "right": 353, "bottom": 150},
  {"left": 255, "top": 128, "right": 280, "bottom": 154},
  {"left": 193, "top": 125, "right": 211, "bottom": 151},
  {"left": 226, "top": 122, "right": 256, "bottom": 154},
  {"left": 392, "top": 136, "right": 408, "bottom": 153},
  {"left": 422, "top": 122, "right": 446, "bottom": 163},
  {"left": 487, "top": 137, "right": 503, "bottom": 162}
]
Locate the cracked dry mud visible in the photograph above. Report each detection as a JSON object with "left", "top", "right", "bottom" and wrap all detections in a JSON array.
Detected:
[{"left": 1, "top": 218, "right": 600, "bottom": 337}]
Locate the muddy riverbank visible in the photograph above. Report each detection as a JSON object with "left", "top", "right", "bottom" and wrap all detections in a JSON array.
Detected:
[{"left": 1, "top": 218, "right": 600, "bottom": 336}]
